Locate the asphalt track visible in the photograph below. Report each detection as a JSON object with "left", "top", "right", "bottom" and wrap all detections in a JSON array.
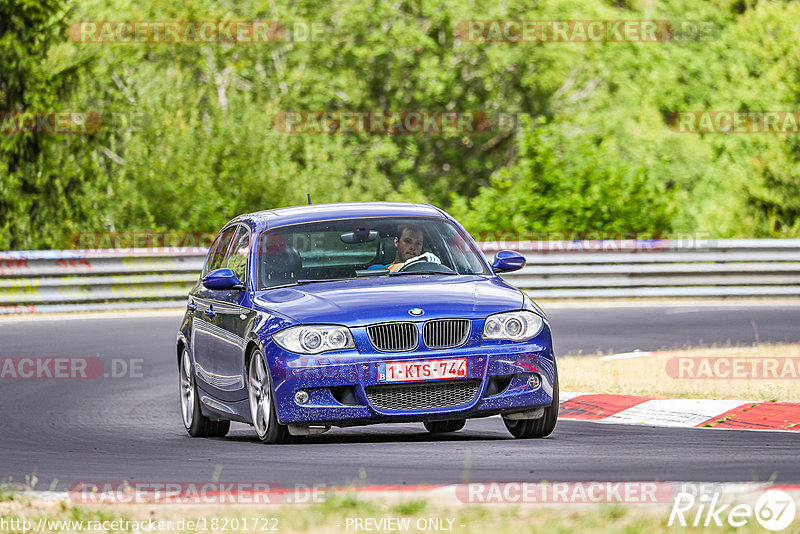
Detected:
[{"left": 1, "top": 302, "right": 799, "bottom": 490}]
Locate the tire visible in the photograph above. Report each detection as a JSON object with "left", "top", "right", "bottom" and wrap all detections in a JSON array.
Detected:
[
  {"left": 424, "top": 419, "right": 466, "bottom": 433},
  {"left": 179, "top": 349, "right": 230, "bottom": 438},
  {"left": 503, "top": 362, "right": 559, "bottom": 439},
  {"left": 247, "top": 349, "right": 295, "bottom": 444}
]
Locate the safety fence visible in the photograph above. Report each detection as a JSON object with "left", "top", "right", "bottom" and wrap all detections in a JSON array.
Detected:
[{"left": 1, "top": 239, "right": 799, "bottom": 314}]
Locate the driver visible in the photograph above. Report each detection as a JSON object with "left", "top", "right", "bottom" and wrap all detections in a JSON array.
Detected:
[
  {"left": 368, "top": 224, "right": 425, "bottom": 272},
  {"left": 389, "top": 224, "right": 424, "bottom": 272}
]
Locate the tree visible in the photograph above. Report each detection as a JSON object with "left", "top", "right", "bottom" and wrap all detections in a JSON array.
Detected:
[
  {"left": 451, "top": 116, "right": 674, "bottom": 236},
  {"left": 0, "top": 0, "right": 106, "bottom": 249}
]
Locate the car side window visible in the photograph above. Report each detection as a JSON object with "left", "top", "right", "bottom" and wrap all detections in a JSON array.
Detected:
[
  {"left": 205, "top": 226, "right": 237, "bottom": 275},
  {"left": 226, "top": 226, "right": 250, "bottom": 283}
]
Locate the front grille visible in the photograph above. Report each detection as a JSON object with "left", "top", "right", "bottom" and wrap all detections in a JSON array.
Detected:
[
  {"left": 423, "top": 319, "right": 470, "bottom": 349},
  {"left": 365, "top": 379, "right": 481, "bottom": 411},
  {"left": 367, "top": 322, "right": 418, "bottom": 352}
]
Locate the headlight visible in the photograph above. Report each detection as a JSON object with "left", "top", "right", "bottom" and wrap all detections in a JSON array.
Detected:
[
  {"left": 482, "top": 310, "right": 543, "bottom": 341},
  {"left": 273, "top": 325, "right": 355, "bottom": 354}
]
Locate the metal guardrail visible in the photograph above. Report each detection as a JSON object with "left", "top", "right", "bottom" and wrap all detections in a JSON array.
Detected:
[
  {"left": 481, "top": 238, "right": 800, "bottom": 299},
  {"left": 0, "top": 249, "right": 206, "bottom": 314},
  {"left": 1, "top": 239, "right": 799, "bottom": 314}
]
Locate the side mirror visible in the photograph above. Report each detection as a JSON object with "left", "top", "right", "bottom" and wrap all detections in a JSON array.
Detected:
[
  {"left": 203, "top": 268, "right": 245, "bottom": 290},
  {"left": 491, "top": 250, "right": 526, "bottom": 273}
]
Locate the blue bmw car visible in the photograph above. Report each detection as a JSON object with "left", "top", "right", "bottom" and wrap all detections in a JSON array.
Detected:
[{"left": 177, "top": 202, "right": 558, "bottom": 443}]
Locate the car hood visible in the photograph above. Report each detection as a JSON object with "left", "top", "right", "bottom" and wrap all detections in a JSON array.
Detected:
[{"left": 253, "top": 275, "right": 523, "bottom": 326}]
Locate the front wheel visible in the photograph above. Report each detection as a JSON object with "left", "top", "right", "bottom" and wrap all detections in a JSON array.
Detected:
[
  {"left": 504, "top": 363, "right": 559, "bottom": 439},
  {"left": 179, "top": 349, "right": 230, "bottom": 437},
  {"left": 424, "top": 419, "right": 466, "bottom": 433},
  {"left": 247, "top": 349, "right": 295, "bottom": 444}
]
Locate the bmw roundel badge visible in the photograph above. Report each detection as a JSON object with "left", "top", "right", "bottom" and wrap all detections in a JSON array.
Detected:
[{"left": 408, "top": 308, "right": 424, "bottom": 317}]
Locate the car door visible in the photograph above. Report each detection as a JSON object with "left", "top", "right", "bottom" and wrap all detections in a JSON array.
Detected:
[
  {"left": 208, "top": 225, "right": 256, "bottom": 401},
  {"left": 191, "top": 225, "right": 245, "bottom": 399}
]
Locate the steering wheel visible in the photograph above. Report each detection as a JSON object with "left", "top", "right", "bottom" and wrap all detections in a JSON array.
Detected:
[{"left": 398, "top": 254, "right": 455, "bottom": 273}]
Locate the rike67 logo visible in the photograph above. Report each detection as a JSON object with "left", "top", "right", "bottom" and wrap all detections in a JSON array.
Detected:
[{"left": 669, "top": 489, "right": 796, "bottom": 531}]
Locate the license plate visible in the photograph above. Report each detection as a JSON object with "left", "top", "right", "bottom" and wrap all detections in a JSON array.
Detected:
[{"left": 377, "top": 358, "right": 467, "bottom": 383}]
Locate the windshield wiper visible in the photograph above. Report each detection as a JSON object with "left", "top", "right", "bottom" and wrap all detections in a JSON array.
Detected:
[
  {"left": 387, "top": 270, "right": 458, "bottom": 276},
  {"left": 259, "top": 278, "right": 353, "bottom": 290},
  {"left": 296, "top": 278, "right": 354, "bottom": 284}
]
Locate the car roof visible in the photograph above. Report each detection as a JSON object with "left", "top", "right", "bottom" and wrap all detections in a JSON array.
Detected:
[{"left": 231, "top": 202, "right": 447, "bottom": 231}]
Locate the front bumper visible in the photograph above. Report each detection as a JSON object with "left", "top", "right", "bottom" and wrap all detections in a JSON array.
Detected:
[{"left": 266, "top": 325, "right": 555, "bottom": 426}]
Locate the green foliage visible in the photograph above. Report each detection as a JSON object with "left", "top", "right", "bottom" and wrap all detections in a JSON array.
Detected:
[
  {"left": 389, "top": 499, "right": 428, "bottom": 516},
  {"left": 451, "top": 116, "right": 674, "bottom": 235},
  {"left": 2, "top": 0, "right": 800, "bottom": 249},
  {"left": 0, "top": 0, "right": 109, "bottom": 249}
]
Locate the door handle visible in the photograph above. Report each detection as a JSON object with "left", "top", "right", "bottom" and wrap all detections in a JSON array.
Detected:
[{"left": 204, "top": 305, "right": 216, "bottom": 318}]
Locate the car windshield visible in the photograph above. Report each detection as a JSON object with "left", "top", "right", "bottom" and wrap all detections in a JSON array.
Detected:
[{"left": 255, "top": 217, "right": 490, "bottom": 289}]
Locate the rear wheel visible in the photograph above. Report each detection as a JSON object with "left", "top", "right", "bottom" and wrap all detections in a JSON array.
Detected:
[
  {"left": 424, "top": 419, "right": 466, "bottom": 433},
  {"left": 247, "top": 349, "right": 295, "bottom": 444},
  {"left": 504, "top": 363, "right": 559, "bottom": 439},
  {"left": 179, "top": 349, "right": 230, "bottom": 437}
]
